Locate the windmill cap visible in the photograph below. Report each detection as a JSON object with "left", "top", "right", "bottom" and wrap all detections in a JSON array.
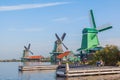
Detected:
[{"left": 82, "top": 28, "right": 98, "bottom": 33}]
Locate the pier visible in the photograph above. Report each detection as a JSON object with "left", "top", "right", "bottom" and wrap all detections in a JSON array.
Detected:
[
  {"left": 19, "top": 65, "right": 58, "bottom": 71},
  {"left": 56, "top": 63, "right": 120, "bottom": 77}
]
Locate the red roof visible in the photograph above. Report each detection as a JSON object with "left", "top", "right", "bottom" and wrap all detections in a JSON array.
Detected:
[
  {"left": 27, "top": 55, "right": 44, "bottom": 59},
  {"left": 57, "top": 51, "right": 70, "bottom": 59}
]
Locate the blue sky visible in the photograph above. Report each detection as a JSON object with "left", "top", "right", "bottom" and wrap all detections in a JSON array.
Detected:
[{"left": 0, "top": 0, "right": 120, "bottom": 59}]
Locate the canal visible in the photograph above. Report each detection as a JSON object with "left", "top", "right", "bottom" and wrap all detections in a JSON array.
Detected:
[{"left": 0, "top": 62, "right": 120, "bottom": 80}]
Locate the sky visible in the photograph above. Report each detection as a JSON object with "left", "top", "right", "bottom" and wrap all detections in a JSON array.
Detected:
[{"left": 0, "top": 0, "right": 120, "bottom": 59}]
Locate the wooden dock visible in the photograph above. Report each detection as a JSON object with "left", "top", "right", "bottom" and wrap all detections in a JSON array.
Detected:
[
  {"left": 56, "top": 63, "right": 120, "bottom": 77},
  {"left": 19, "top": 65, "right": 58, "bottom": 71}
]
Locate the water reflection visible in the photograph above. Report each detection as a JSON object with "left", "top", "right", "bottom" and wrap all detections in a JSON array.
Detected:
[
  {"left": 18, "top": 62, "right": 56, "bottom": 80},
  {"left": 19, "top": 70, "right": 56, "bottom": 80}
]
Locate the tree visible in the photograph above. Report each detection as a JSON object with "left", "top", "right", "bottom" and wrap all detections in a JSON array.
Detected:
[{"left": 93, "top": 45, "right": 120, "bottom": 66}]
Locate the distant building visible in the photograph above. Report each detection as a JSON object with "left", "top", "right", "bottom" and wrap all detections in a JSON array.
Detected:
[{"left": 21, "top": 55, "right": 44, "bottom": 62}]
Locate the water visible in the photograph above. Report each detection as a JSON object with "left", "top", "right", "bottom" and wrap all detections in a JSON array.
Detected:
[
  {"left": 0, "top": 62, "right": 56, "bottom": 80},
  {"left": 0, "top": 62, "right": 120, "bottom": 80}
]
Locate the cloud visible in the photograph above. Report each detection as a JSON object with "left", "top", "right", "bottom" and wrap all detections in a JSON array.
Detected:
[
  {"left": 53, "top": 17, "right": 69, "bottom": 23},
  {"left": 0, "top": 2, "right": 70, "bottom": 11},
  {"left": 53, "top": 16, "right": 87, "bottom": 24},
  {"left": 53, "top": 17, "right": 68, "bottom": 21}
]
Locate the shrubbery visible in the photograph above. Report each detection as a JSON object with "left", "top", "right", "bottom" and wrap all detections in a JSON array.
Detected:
[{"left": 91, "top": 45, "right": 120, "bottom": 66}]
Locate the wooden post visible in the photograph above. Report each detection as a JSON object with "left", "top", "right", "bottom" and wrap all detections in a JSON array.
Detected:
[
  {"left": 58, "top": 61, "right": 61, "bottom": 65},
  {"left": 65, "top": 63, "right": 69, "bottom": 77}
]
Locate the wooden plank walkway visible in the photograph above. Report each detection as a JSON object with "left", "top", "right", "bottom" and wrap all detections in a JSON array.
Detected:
[
  {"left": 19, "top": 65, "right": 58, "bottom": 71},
  {"left": 56, "top": 63, "right": 120, "bottom": 77}
]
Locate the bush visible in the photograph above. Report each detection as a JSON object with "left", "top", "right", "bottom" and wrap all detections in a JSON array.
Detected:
[
  {"left": 92, "top": 45, "right": 120, "bottom": 66},
  {"left": 116, "top": 61, "right": 120, "bottom": 66}
]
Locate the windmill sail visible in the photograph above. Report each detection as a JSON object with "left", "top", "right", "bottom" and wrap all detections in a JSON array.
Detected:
[
  {"left": 55, "top": 33, "right": 61, "bottom": 41},
  {"left": 62, "top": 43, "right": 68, "bottom": 50},
  {"left": 90, "top": 9, "right": 96, "bottom": 28},
  {"left": 29, "top": 50, "right": 34, "bottom": 55},
  {"left": 98, "top": 26, "right": 112, "bottom": 32},
  {"left": 61, "top": 33, "right": 66, "bottom": 41},
  {"left": 28, "top": 43, "right": 31, "bottom": 50},
  {"left": 53, "top": 33, "right": 68, "bottom": 52}
]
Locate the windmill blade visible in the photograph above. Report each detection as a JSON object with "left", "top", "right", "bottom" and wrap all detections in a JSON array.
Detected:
[
  {"left": 28, "top": 43, "right": 31, "bottom": 50},
  {"left": 91, "top": 34, "right": 96, "bottom": 40},
  {"left": 91, "top": 34, "right": 100, "bottom": 45},
  {"left": 24, "top": 46, "right": 28, "bottom": 50},
  {"left": 90, "top": 9, "right": 96, "bottom": 28},
  {"left": 55, "top": 33, "right": 61, "bottom": 41},
  {"left": 61, "top": 33, "right": 66, "bottom": 41},
  {"left": 62, "top": 43, "right": 68, "bottom": 50},
  {"left": 98, "top": 25, "right": 112, "bottom": 32},
  {"left": 29, "top": 50, "right": 34, "bottom": 55}
]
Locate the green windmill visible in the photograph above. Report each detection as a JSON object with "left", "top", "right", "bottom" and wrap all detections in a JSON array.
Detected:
[{"left": 77, "top": 10, "right": 112, "bottom": 53}]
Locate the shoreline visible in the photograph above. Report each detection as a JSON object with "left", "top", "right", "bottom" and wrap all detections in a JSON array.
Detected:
[
  {"left": 0, "top": 59, "right": 21, "bottom": 62},
  {"left": 62, "top": 74, "right": 120, "bottom": 80},
  {"left": 0, "top": 60, "right": 51, "bottom": 62}
]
